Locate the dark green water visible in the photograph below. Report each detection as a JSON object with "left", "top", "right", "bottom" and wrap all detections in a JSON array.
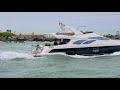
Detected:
[{"left": 0, "top": 41, "right": 120, "bottom": 78}]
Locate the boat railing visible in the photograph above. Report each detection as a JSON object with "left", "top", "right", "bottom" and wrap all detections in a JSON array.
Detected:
[
  {"left": 44, "top": 43, "right": 54, "bottom": 46},
  {"left": 56, "top": 32, "right": 74, "bottom": 35}
]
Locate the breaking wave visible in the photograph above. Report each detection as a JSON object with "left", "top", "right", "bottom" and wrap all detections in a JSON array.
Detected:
[{"left": 0, "top": 51, "right": 35, "bottom": 60}]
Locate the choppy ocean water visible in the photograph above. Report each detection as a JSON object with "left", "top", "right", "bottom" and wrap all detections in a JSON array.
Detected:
[{"left": 0, "top": 41, "right": 120, "bottom": 78}]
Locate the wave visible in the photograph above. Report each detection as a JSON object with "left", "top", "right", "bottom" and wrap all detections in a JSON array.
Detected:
[
  {"left": 0, "top": 51, "right": 35, "bottom": 60},
  {"left": 1, "top": 51, "right": 120, "bottom": 60}
]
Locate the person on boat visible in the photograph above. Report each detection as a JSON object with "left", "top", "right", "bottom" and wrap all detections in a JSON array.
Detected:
[
  {"left": 54, "top": 41, "right": 58, "bottom": 45},
  {"left": 36, "top": 45, "right": 40, "bottom": 50}
]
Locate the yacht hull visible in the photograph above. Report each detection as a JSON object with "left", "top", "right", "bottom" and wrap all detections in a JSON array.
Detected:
[{"left": 49, "top": 45, "right": 120, "bottom": 56}]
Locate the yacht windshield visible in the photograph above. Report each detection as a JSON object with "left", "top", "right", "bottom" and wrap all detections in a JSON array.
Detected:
[
  {"left": 83, "top": 40, "right": 96, "bottom": 44},
  {"left": 73, "top": 40, "right": 86, "bottom": 44}
]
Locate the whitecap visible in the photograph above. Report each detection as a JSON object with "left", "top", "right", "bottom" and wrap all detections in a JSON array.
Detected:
[{"left": 0, "top": 51, "right": 35, "bottom": 60}]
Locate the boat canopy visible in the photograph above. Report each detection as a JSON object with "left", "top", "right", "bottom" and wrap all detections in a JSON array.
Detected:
[{"left": 59, "top": 20, "right": 83, "bottom": 35}]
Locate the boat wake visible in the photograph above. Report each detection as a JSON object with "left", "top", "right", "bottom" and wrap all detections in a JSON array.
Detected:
[
  {"left": 0, "top": 51, "right": 35, "bottom": 61},
  {"left": 1, "top": 51, "right": 120, "bottom": 60},
  {"left": 67, "top": 51, "right": 120, "bottom": 58}
]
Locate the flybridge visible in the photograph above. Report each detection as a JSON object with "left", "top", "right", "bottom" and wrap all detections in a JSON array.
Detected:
[{"left": 58, "top": 20, "right": 93, "bottom": 35}]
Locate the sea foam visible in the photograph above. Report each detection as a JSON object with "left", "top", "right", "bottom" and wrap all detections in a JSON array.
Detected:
[{"left": 0, "top": 51, "right": 35, "bottom": 60}]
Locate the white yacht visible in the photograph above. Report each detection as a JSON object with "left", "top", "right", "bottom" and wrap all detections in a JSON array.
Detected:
[{"left": 32, "top": 21, "right": 120, "bottom": 57}]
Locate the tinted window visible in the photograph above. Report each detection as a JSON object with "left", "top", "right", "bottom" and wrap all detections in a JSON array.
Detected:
[
  {"left": 83, "top": 40, "right": 96, "bottom": 44},
  {"left": 73, "top": 40, "right": 86, "bottom": 44}
]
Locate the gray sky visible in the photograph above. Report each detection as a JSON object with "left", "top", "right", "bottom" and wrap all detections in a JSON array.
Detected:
[{"left": 0, "top": 12, "right": 120, "bottom": 34}]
